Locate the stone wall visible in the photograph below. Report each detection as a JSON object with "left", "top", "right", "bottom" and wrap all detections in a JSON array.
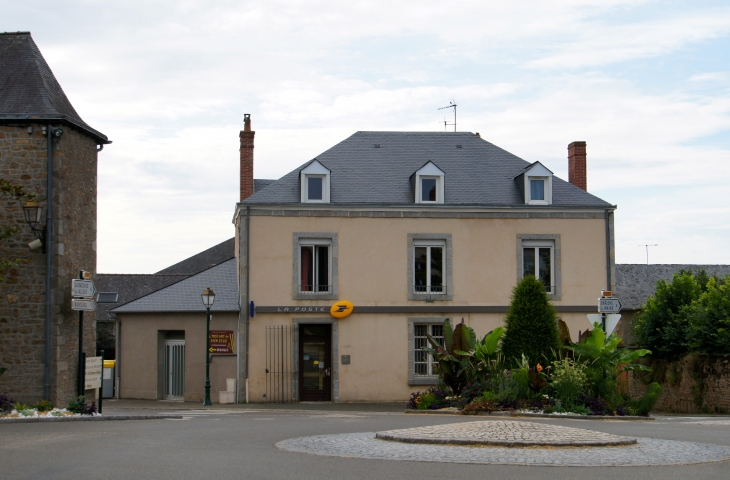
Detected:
[
  {"left": 629, "top": 355, "right": 730, "bottom": 414},
  {"left": 0, "top": 123, "right": 97, "bottom": 405}
]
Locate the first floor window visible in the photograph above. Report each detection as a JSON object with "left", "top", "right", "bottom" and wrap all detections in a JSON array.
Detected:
[
  {"left": 523, "top": 241, "right": 553, "bottom": 293},
  {"left": 300, "top": 242, "right": 330, "bottom": 293},
  {"left": 414, "top": 241, "right": 444, "bottom": 294},
  {"left": 414, "top": 324, "right": 444, "bottom": 376}
]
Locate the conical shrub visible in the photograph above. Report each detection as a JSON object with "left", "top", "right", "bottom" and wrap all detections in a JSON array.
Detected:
[{"left": 501, "top": 275, "right": 561, "bottom": 366}]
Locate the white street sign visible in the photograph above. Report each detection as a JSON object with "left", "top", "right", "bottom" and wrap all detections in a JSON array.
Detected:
[
  {"left": 587, "top": 313, "right": 622, "bottom": 336},
  {"left": 72, "top": 299, "right": 96, "bottom": 311},
  {"left": 72, "top": 279, "right": 96, "bottom": 298},
  {"left": 85, "top": 356, "right": 102, "bottom": 390},
  {"left": 598, "top": 297, "right": 622, "bottom": 313}
]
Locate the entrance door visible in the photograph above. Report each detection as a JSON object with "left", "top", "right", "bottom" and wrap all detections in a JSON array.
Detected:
[
  {"left": 299, "top": 324, "right": 331, "bottom": 401},
  {"left": 164, "top": 340, "right": 185, "bottom": 401}
]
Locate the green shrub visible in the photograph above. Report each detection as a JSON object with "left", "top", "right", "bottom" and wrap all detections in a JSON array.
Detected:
[
  {"left": 632, "top": 272, "right": 702, "bottom": 358},
  {"left": 416, "top": 393, "right": 437, "bottom": 410},
  {"left": 549, "top": 357, "right": 587, "bottom": 409},
  {"left": 66, "top": 396, "right": 86, "bottom": 414},
  {"left": 687, "top": 277, "right": 730, "bottom": 355},
  {"left": 501, "top": 276, "right": 561, "bottom": 366},
  {"left": 631, "top": 382, "right": 662, "bottom": 416},
  {"left": 33, "top": 400, "right": 54, "bottom": 412}
]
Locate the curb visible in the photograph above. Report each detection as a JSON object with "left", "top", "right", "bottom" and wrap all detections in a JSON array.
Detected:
[
  {"left": 375, "top": 432, "right": 638, "bottom": 447},
  {"left": 0, "top": 414, "right": 183, "bottom": 424},
  {"left": 404, "top": 409, "right": 655, "bottom": 421}
]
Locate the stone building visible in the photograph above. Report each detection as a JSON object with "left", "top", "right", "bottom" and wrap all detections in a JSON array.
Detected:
[{"left": 0, "top": 32, "right": 110, "bottom": 404}]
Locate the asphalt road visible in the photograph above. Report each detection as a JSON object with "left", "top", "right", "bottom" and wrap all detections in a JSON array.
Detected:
[{"left": 1, "top": 408, "right": 729, "bottom": 479}]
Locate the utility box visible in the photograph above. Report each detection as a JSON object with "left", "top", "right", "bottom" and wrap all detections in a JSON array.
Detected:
[{"left": 102, "top": 360, "right": 115, "bottom": 398}]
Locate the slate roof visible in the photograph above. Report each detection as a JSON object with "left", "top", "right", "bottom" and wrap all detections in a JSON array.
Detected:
[
  {"left": 615, "top": 264, "right": 730, "bottom": 310},
  {"left": 112, "top": 259, "right": 239, "bottom": 313},
  {"left": 243, "top": 132, "right": 612, "bottom": 207},
  {"left": 156, "top": 237, "right": 235, "bottom": 275},
  {"left": 0, "top": 32, "right": 109, "bottom": 144},
  {"left": 96, "top": 274, "right": 189, "bottom": 321}
]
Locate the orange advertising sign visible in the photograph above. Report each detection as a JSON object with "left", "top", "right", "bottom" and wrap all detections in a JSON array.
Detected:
[{"left": 209, "top": 330, "right": 235, "bottom": 354}]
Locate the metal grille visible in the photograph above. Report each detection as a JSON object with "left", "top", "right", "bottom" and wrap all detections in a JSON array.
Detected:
[
  {"left": 414, "top": 324, "right": 443, "bottom": 376},
  {"left": 164, "top": 340, "right": 185, "bottom": 401},
  {"left": 265, "top": 325, "right": 293, "bottom": 403}
]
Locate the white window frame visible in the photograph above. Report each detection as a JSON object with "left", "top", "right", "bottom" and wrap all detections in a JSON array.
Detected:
[
  {"left": 522, "top": 239, "right": 555, "bottom": 294},
  {"left": 520, "top": 162, "right": 553, "bottom": 205},
  {"left": 413, "top": 239, "right": 446, "bottom": 295},
  {"left": 408, "top": 317, "right": 447, "bottom": 385},
  {"left": 293, "top": 232, "right": 338, "bottom": 300},
  {"left": 413, "top": 323, "right": 444, "bottom": 376},
  {"left": 300, "top": 160, "right": 331, "bottom": 203},
  {"left": 298, "top": 238, "right": 332, "bottom": 295},
  {"left": 414, "top": 162, "right": 445, "bottom": 204}
]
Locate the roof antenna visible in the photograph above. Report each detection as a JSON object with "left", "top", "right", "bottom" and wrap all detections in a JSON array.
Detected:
[
  {"left": 639, "top": 244, "right": 658, "bottom": 265},
  {"left": 438, "top": 101, "right": 457, "bottom": 132}
]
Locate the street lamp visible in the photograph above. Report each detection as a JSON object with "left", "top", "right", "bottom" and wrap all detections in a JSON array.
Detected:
[
  {"left": 201, "top": 287, "right": 216, "bottom": 406},
  {"left": 22, "top": 201, "right": 46, "bottom": 252}
]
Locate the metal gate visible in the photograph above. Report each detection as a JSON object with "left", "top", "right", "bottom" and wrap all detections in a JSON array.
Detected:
[
  {"left": 164, "top": 340, "right": 185, "bottom": 401},
  {"left": 265, "top": 325, "right": 293, "bottom": 403}
]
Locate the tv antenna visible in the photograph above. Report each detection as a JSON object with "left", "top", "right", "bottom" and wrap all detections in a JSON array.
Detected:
[
  {"left": 639, "top": 244, "right": 658, "bottom": 265},
  {"left": 438, "top": 101, "right": 457, "bottom": 132}
]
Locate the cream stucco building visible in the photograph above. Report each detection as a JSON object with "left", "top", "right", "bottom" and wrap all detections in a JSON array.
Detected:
[{"left": 234, "top": 123, "right": 615, "bottom": 403}]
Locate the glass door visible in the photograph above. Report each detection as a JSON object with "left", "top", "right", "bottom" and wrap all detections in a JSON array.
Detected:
[{"left": 299, "top": 324, "right": 331, "bottom": 401}]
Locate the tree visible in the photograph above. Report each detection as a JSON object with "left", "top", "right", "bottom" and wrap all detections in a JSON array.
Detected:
[
  {"left": 1, "top": 178, "right": 34, "bottom": 282},
  {"left": 632, "top": 272, "right": 702, "bottom": 359},
  {"left": 687, "top": 277, "right": 730, "bottom": 355},
  {"left": 501, "top": 275, "right": 561, "bottom": 366}
]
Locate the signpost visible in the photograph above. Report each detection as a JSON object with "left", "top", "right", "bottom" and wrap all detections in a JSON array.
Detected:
[
  {"left": 209, "top": 330, "right": 234, "bottom": 354},
  {"left": 72, "top": 279, "right": 96, "bottom": 298},
  {"left": 71, "top": 299, "right": 96, "bottom": 311},
  {"left": 84, "top": 356, "right": 102, "bottom": 390},
  {"left": 598, "top": 297, "right": 622, "bottom": 313}
]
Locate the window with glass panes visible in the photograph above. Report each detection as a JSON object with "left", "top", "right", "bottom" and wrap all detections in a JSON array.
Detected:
[
  {"left": 414, "top": 241, "right": 445, "bottom": 294},
  {"left": 414, "top": 324, "right": 444, "bottom": 376},
  {"left": 300, "top": 242, "right": 330, "bottom": 293},
  {"left": 523, "top": 241, "right": 554, "bottom": 293}
]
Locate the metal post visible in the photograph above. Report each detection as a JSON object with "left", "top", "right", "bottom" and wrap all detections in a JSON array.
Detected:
[
  {"left": 601, "top": 313, "right": 606, "bottom": 332},
  {"left": 98, "top": 350, "right": 104, "bottom": 414},
  {"left": 204, "top": 306, "right": 212, "bottom": 406},
  {"left": 77, "top": 270, "right": 85, "bottom": 397}
]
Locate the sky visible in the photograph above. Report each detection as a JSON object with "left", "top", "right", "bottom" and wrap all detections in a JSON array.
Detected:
[{"left": 4, "top": 0, "right": 729, "bottom": 273}]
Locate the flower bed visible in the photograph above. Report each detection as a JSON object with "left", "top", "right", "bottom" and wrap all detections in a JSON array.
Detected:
[{"left": 1, "top": 408, "right": 100, "bottom": 420}]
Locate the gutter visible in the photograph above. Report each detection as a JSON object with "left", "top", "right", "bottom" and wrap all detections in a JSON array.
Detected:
[
  {"left": 0, "top": 115, "right": 111, "bottom": 146},
  {"left": 605, "top": 209, "right": 612, "bottom": 291}
]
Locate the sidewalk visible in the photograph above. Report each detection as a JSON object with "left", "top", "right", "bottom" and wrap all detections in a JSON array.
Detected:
[{"left": 102, "top": 398, "right": 406, "bottom": 414}]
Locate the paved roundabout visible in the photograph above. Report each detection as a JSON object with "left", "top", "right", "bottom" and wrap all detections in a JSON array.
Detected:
[{"left": 276, "top": 420, "right": 730, "bottom": 467}]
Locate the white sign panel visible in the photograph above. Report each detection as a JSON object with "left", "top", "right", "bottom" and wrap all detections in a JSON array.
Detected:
[
  {"left": 85, "top": 356, "right": 102, "bottom": 390},
  {"left": 587, "top": 313, "right": 622, "bottom": 336},
  {"left": 72, "top": 279, "right": 96, "bottom": 298},
  {"left": 598, "top": 297, "right": 622, "bottom": 313},
  {"left": 72, "top": 299, "right": 96, "bottom": 311}
]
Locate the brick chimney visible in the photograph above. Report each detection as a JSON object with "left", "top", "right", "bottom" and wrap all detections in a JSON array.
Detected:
[
  {"left": 239, "top": 114, "right": 255, "bottom": 201},
  {"left": 568, "top": 141, "right": 587, "bottom": 191}
]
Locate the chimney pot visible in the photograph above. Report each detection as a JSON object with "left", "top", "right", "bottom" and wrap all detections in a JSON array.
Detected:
[
  {"left": 240, "top": 115, "right": 255, "bottom": 201},
  {"left": 568, "top": 141, "right": 587, "bottom": 191}
]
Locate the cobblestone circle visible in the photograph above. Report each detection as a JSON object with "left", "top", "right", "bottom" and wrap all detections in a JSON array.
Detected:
[
  {"left": 375, "top": 421, "right": 636, "bottom": 447},
  {"left": 277, "top": 423, "right": 730, "bottom": 467}
]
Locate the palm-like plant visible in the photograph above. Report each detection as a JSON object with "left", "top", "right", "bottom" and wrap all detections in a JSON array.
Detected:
[{"left": 422, "top": 318, "right": 476, "bottom": 395}]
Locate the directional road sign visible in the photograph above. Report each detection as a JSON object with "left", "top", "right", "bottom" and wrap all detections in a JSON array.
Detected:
[
  {"left": 72, "top": 299, "right": 96, "bottom": 311},
  {"left": 598, "top": 297, "right": 622, "bottom": 313},
  {"left": 72, "top": 279, "right": 96, "bottom": 298}
]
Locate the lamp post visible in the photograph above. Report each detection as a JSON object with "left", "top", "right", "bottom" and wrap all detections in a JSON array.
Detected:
[{"left": 201, "top": 287, "right": 216, "bottom": 406}]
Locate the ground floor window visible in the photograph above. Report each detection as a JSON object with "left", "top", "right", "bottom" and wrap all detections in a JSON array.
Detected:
[{"left": 414, "top": 323, "right": 444, "bottom": 376}]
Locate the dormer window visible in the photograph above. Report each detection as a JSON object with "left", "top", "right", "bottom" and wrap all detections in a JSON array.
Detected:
[
  {"left": 515, "top": 162, "right": 553, "bottom": 205},
  {"left": 412, "top": 161, "right": 445, "bottom": 204},
  {"left": 300, "top": 160, "right": 330, "bottom": 203}
]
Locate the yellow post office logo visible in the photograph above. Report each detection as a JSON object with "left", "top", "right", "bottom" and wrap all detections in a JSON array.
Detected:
[{"left": 330, "top": 300, "right": 354, "bottom": 318}]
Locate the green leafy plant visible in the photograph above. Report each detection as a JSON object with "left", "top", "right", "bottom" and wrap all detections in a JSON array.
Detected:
[
  {"left": 501, "top": 276, "right": 561, "bottom": 366},
  {"left": 1, "top": 178, "right": 35, "bottom": 282},
  {"left": 632, "top": 272, "right": 702, "bottom": 359},
  {"left": 66, "top": 396, "right": 86, "bottom": 414},
  {"left": 572, "top": 322, "right": 652, "bottom": 400},
  {"left": 630, "top": 382, "right": 662, "bottom": 416},
  {"left": 13, "top": 401, "right": 30, "bottom": 411},
  {"left": 416, "top": 393, "right": 437, "bottom": 410},
  {"left": 474, "top": 327, "right": 504, "bottom": 362},
  {"left": 687, "top": 277, "right": 730, "bottom": 355},
  {"left": 33, "top": 400, "right": 54, "bottom": 412},
  {"left": 423, "top": 318, "right": 476, "bottom": 395},
  {"left": 549, "top": 357, "right": 588, "bottom": 409}
]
